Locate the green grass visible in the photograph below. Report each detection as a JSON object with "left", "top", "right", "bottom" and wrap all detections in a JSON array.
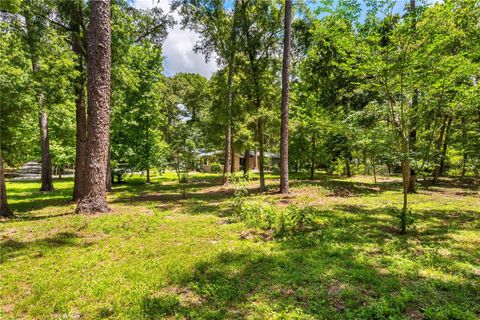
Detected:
[{"left": 1, "top": 172, "right": 479, "bottom": 319}]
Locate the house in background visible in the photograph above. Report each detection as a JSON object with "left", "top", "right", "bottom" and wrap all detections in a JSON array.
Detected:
[{"left": 196, "top": 150, "right": 280, "bottom": 173}]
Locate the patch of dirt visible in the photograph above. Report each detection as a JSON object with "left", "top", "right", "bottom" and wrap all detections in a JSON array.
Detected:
[
  {"left": 329, "top": 187, "right": 353, "bottom": 197},
  {"left": 406, "top": 307, "right": 424, "bottom": 320},
  {"left": 327, "top": 280, "right": 346, "bottom": 312},
  {"left": 240, "top": 229, "right": 274, "bottom": 241},
  {"left": 155, "top": 286, "right": 204, "bottom": 307}
]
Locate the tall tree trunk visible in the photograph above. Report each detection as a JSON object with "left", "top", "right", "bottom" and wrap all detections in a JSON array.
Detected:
[
  {"left": 25, "top": 16, "right": 54, "bottom": 192},
  {"left": 222, "top": 0, "right": 239, "bottom": 185},
  {"left": 71, "top": 4, "right": 88, "bottom": 201},
  {"left": 73, "top": 61, "right": 87, "bottom": 200},
  {"left": 407, "top": 0, "right": 418, "bottom": 194},
  {"left": 243, "top": 150, "right": 249, "bottom": 176},
  {"left": 258, "top": 118, "right": 265, "bottom": 192},
  {"left": 345, "top": 158, "right": 352, "bottom": 177},
  {"left": 106, "top": 147, "right": 112, "bottom": 191},
  {"left": 461, "top": 117, "right": 468, "bottom": 177},
  {"left": 38, "top": 106, "right": 54, "bottom": 191},
  {"left": 77, "top": 0, "right": 111, "bottom": 213},
  {"left": 279, "top": 0, "right": 292, "bottom": 194},
  {"left": 310, "top": 133, "right": 315, "bottom": 179},
  {"left": 222, "top": 62, "right": 233, "bottom": 184},
  {"left": 433, "top": 115, "right": 448, "bottom": 185},
  {"left": 400, "top": 159, "right": 410, "bottom": 234},
  {"left": 0, "top": 148, "right": 13, "bottom": 218},
  {"left": 439, "top": 116, "right": 452, "bottom": 175}
]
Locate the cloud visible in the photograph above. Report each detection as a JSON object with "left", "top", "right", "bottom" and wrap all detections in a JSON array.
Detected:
[{"left": 132, "top": 0, "right": 218, "bottom": 78}]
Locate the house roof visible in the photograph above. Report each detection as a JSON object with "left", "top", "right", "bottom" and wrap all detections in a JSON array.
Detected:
[{"left": 197, "top": 150, "right": 279, "bottom": 159}]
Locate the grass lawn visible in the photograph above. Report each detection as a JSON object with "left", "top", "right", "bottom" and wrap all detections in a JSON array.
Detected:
[{"left": 1, "top": 172, "right": 479, "bottom": 319}]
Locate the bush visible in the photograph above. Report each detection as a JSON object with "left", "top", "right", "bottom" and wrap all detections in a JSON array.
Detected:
[
  {"left": 232, "top": 193, "right": 316, "bottom": 236},
  {"left": 210, "top": 162, "right": 222, "bottom": 173},
  {"left": 387, "top": 206, "right": 415, "bottom": 233}
]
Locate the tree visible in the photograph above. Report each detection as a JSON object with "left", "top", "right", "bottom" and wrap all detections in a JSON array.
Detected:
[
  {"left": 76, "top": 0, "right": 111, "bottom": 213},
  {"left": 279, "top": 0, "right": 292, "bottom": 194},
  {"left": 175, "top": 0, "right": 239, "bottom": 185},
  {"left": 0, "top": 147, "right": 13, "bottom": 218},
  {"left": 23, "top": 1, "right": 54, "bottom": 191}
]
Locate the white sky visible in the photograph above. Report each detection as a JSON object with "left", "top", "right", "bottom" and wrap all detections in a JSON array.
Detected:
[{"left": 133, "top": 0, "right": 218, "bottom": 78}]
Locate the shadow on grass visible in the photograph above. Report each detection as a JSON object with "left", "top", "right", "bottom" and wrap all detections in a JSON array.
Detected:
[
  {"left": 0, "top": 231, "right": 84, "bottom": 263},
  {"left": 139, "top": 203, "right": 480, "bottom": 319}
]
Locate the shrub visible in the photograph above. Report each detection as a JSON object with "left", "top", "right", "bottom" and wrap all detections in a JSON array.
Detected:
[
  {"left": 387, "top": 206, "right": 415, "bottom": 233},
  {"left": 210, "top": 162, "right": 222, "bottom": 173},
  {"left": 232, "top": 195, "right": 316, "bottom": 236}
]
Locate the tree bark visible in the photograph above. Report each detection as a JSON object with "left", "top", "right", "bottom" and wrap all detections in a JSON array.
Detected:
[
  {"left": 461, "top": 117, "right": 468, "bottom": 177},
  {"left": 106, "top": 148, "right": 112, "bottom": 191},
  {"left": 0, "top": 149, "right": 13, "bottom": 218},
  {"left": 76, "top": 0, "right": 111, "bottom": 213},
  {"left": 345, "top": 158, "right": 352, "bottom": 177},
  {"left": 70, "top": 3, "right": 88, "bottom": 201},
  {"left": 407, "top": 0, "right": 418, "bottom": 194},
  {"left": 310, "top": 133, "right": 315, "bottom": 179},
  {"left": 439, "top": 116, "right": 452, "bottom": 175},
  {"left": 222, "top": 62, "right": 233, "bottom": 184},
  {"left": 38, "top": 107, "right": 54, "bottom": 191},
  {"left": 243, "top": 150, "right": 249, "bottom": 176},
  {"left": 279, "top": 0, "right": 292, "bottom": 194},
  {"left": 258, "top": 118, "right": 265, "bottom": 192},
  {"left": 222, "top": 0, "right": 239, "bottom": 185},
  {"left": 433, "top": 115, "right": 448, "bottom": 185},
  {"left": 73, "top": 60, "right": 87, "bottom": 200},
  {"left": 25, "top": 16, "right": 54, "bottom": 192}
]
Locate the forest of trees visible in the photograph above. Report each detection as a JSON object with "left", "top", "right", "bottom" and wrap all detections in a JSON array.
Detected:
[{"left": 1, "top": 0, "right": 479, "bottom": 226}]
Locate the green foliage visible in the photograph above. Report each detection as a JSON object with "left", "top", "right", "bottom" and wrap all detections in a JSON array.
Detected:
[
  {"left": 210, "top": 162, "right": 222, "bottom": 174},
  {"left": 233, "top": 190, "right": 316, "bottom": 236}
]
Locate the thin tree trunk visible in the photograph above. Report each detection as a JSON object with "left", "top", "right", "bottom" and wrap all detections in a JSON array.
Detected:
[
  {"left": 38, "top": 107, "right": 54, "bottom": 191},
  {"left": 433, "top": 115, "right": 448, "bottom": 185},
  {"left": 73, "top": 61, "right": 87, "bottom": 200},
  {"left": 258, "top": 118, "right": 265, "bottom": 192},
  {"left": 407, "top": 0, "right": 418, "bottom": 194},
  {"left": 77, "top": 0, "right": 111, "bottom": 213},
  {"left": 26, "top": 15, "right": 54, "bottom": 192},
  {"left": 243, "top": 150, "right": 249, "bottom": 176},
  {"left": 222, "top": 63, "right": 233, "bottom": 184},
  {"left": 222, "top": 0, "right": 239, "bottom": 185},
  {"left": 461, "top": 117, "right": 468, "bottom": 177},
  {"left": 345, "top": 158, "right": 352, "bottom": 177},
  {"left": 70, "top": 3, "right": 88, "bottom": 201},
  {"left": 439, "top": 116, "right": 452, "bottom": 175},
  {"left": 106, "top": 148, "right": 112, "bottom": 191},
  {"left": 279, "top": 0, "right": 292, "bottom": 194},
  {"left": 310, "top": 134, "right": 315, "bottom": 179},
  {"left": 400, "top": 160, "right": 410, "bottom": 234},
  {"left": 0, "top": 149, "right": 13, "bottom": 218}
]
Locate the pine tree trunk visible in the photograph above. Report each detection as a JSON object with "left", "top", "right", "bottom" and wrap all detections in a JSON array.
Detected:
[
  {"left": 39, "top": 107, "right": 54, "bottom": 191},
  {"left": 77, "top": 0, "right": 111, "bottom": 213},
  {"left": 70, "top": 2, "right": 88, "bottom": 201},
  {"left": 0, "top": 149, "right": 13, "bottom": 218},
  {"left": 243, "top": 150, "right": 249, "bottom": 176},
  {"left": 26, "top": 14, "right": 54, "bottom": 192},
  {"left": 407, "top": 0, "right": 418, "bottom": 194},
  {"left": 433, "top": 115, "right": 448, "bottom": 185},
  {"left": 106, "top": 148, "right": 112, "bottom": 191},
  {"left": 279, "top": 0, "right": 292, "bottom": 194},
  {"left": 310, "top": 134, "right": 316, "bottom": 179},
  {"left": 439, "top": 116, "right": 452, "bottom": 175},
  {"left": 222, "top": 0, "right": 239, "bottom": 185},
  {"left": 345, "top": 158, "right": 352, "bottom": 177},
  {"left": 258, "top": 118, "right": 265, "bottom": 192},
  {"left": 73, "top": 75, "right": 87, "bottom": 200}
]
